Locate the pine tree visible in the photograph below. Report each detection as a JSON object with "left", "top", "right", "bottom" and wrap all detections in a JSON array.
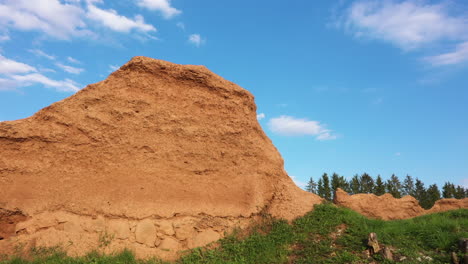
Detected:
[
  {"left": 386, "top": 174, "right": 402, "bottom": 198},
  {"left": 331, "top": 173, "right": 348, "bottom": 193},
  {"left": 374, "top": 175, "right": 386, "bottom": 196},
  {"left": 442, "top": 182, "right": 456, "bottom": 198},
  {"left": 414, "top": 178, "right": 426, "bottom": 205},
  {"left": 350, "top": 174, "right": 360, "bottom": 194},
  {"left": 317, "top": 178, "right": 324, "bottom": 199},
  {"left": 305, "top": 177, "right": 318, "bottom": 194},
  {"left": 454, "top": 185, "right": 465, "bottom": 199},
  {"left": 322, "top": 173, "right": 332, "bottom": 201},
  {"left": 360, "top": 173, "right": 374, "bottom": 194},
  {"left": 403, "top": 175, "right": 415, "bottom": 197},
  {"left": 421, "top": 184, "right": 441, "bottom": 209}
]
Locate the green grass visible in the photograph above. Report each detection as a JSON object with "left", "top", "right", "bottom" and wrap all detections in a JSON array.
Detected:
[{"left": 2, "top": 204, "right": 467, "bottom": 264}]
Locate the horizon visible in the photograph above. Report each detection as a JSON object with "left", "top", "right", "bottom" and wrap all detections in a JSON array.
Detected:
[{"left": 0, "top": 0, "right": 467, "bottom": 189}]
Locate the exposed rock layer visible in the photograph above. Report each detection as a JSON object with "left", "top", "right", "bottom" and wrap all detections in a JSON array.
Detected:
[
  {"left": 0, "top": 57, "right": 322, "bottom": 259},
  {"left": 334, "top": 188, "right": 468, "bottom": 220}
]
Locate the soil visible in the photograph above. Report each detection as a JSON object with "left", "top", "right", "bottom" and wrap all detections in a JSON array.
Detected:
[{"left": 0, "top": 56, "right": 322, "bottom": 259}]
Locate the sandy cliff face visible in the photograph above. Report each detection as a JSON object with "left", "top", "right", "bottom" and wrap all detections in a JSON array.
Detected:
[
  {"left": 334, "top": 188, "right": 468, "bottom": 220},
  {"left": 0, "top": 57, "right": 322, "bottom": 259}
]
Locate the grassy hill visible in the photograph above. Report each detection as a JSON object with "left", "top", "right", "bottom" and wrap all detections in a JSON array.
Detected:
[{"left": 2, "top": 204, "right": 467, "bottom": 264}]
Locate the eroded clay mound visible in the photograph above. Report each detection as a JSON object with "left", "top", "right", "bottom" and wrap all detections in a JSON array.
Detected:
[
  {"left": 334, "top": 188, "right": 468, "bottom": 220},
  {"left": 0, "top": 57, "right": 321, "bottom": 259},
  {"left": 428, "top": 198, "right": 468, "bottom": 213}
]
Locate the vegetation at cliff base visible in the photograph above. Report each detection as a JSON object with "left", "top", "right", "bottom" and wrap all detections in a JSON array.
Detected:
[{"left": 2, "top": 204, "right": 467, "bottom": 264}]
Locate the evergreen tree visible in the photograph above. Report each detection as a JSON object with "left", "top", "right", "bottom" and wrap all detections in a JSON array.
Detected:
[
  {"left": 386, "top": 174, "right": 402, "bottom": 198},
  {"left": 317, "top": 178, "right": 324, "bottom": 199},
  {"left": 360, "top": 173, "right": 374, "bottom": 194},
  {"left": 403, "top": 175, "right": 415, "bottom": 197},
  {"left": 454, "top": 185, "right": 465, "bottom": 199},
  {"left": 421, "top": 184, "right": 441, "bottom": 209},
  {"left": 305, "top": 177, "right": 318, "bottom": 194},
  {"left": 414, "top": 178, "right": 426, "bottom": 205},
  {"left": 331, "top": 173, "right": 350, "bottom": 200},
  {"left": 442, "top": 182, "right": 456, "bottom": 198},
  {"left": 374, "top": 175, "right": 386, "bottom": 196},
  {"left": 350, "top": 174, "right": 360, "bottom": 194},
  {"left": 321, "top": 173, "right": 332, "bottom": 201},
  {"left": 331, "top": 173, "right": 348, "bottom": 194}
]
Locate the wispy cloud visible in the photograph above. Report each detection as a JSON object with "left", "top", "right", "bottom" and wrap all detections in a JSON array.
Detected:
[
  {"left": 86, "top": 4, "right": 156, "bottom": 33},
  {"left": 7, "top": 73, "right": 80, "bottom": 92},
  {"left": 424, "top": 41, "right": 468, "bottom": 66},
  {"left": 0, "top": 54, "right": 78, "bottom": 92},
  {"left": 67, "top": 56, "right": 81, "bottom": 64},
  {"left": 28, "top": 49, "right": 56, "bottom": 60},
  {"left": 336, "top": 0, "right": 468, "bottom": 66},
  {"left": 109, "top": 64, "right": 119, "bottom": 71},
  {"left": 0, "top": 33, "right": 9, "bottom": 42},
  {"left": 268, "top": 115, "right": 337, "bottom": 140},
  {"left": 137, "top": 0, "right": 181, "bottom": 19},
  {"left": 188, "top": 34, "right": 204, "bottom": 47},
  {"left": 56, "top": 63, "right": 84, "bottom": 74},
  {"left": 0, "top": 54, "right": 37, "bottom": 74},
  {"left": 176, "top": 22, "right": 185, "bottom": 30},
  {"left": 257, "top": 113, "right": 265, "bottom": 120}
]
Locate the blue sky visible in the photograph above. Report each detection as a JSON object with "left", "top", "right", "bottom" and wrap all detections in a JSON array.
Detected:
[{"left": 1, "top": 0, "right": 467, "bottom": 189}]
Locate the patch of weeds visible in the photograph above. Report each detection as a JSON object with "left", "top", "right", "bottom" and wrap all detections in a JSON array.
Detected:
[{"left": 98, "top": 231, "right": 115, "bottom": 248}]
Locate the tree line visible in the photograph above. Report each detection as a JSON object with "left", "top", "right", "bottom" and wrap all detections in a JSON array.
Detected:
[{"left": 305, "top": 173, "right": 467, "bottom": 209}]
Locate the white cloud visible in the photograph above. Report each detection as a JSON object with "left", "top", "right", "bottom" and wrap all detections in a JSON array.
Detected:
[
  {"left": 0, "top": 33, "right": 9, "bottom": 42},
  {"left": 290, "top": 175, "right": 307, "bottom": 189},
  {"left": 67, "top": 56, "right": 81, "bottom": 64},
  {"left": 0, "top": 0, "right": 88, "bottom": 39},
  {"left": 395, "top": 152, "right": 401, "bottom": 156},
  {"left": 0, "top": 73, "right": 79, "bottom": 92},
  {"left": 257, "top": 113, "right": 266, "bottom": 120},
  {"left": 137, "top": 0, "right": 181, "bottom": 19},
  {"left": 176, "top": 22, "right": 185, "bottom": 30},
  {"left": 0, "top": 54, "right": 37, "bottom": 74},
  {"left": 109, "top": 64, "right": 119, "bottom": 71},
  {"left": 10, "top": 73, "right": 79, "bottom": 92},
  {"left": 341, "top": 1, "right": 468, "bottom": 50},
  {"left": 424, "top": 41, "right": 468, "bottom": 66},
  {"left": 28, "top": 49, "right": 56, "bottom": 60},
  {"left": 188, "top": 34, "right": 204, "bottom": 47},
  {"left": 268, "top": 115, "right": 337, "bottom": 140},
  {"left": 56, "top": 62, "right": 84, "bottom": 74},
  {"left": 86, "top": 4, "right": 156, "bottom": 33}
]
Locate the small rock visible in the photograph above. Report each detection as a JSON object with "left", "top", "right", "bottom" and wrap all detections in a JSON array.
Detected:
[
  {"left": 381, "top": 246, "right": 393, "bottom": 261},
  {"left": 174, "top": 223, "right": 195, "bottom": 240},
  {"left": 188, "top": 229, "right": 220, "bottom": 248},
  {"left": 135, "top": 219, "right": 156, "bottom": 247},
  {"left": 159, "top": 237, "right": 180, "bottom": 251},
  {"left": 157, "top": 221, "right": 175, "bottom": 236},
  {"left": 107, "top": 220, "right": 130, "bottom": 239}
]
